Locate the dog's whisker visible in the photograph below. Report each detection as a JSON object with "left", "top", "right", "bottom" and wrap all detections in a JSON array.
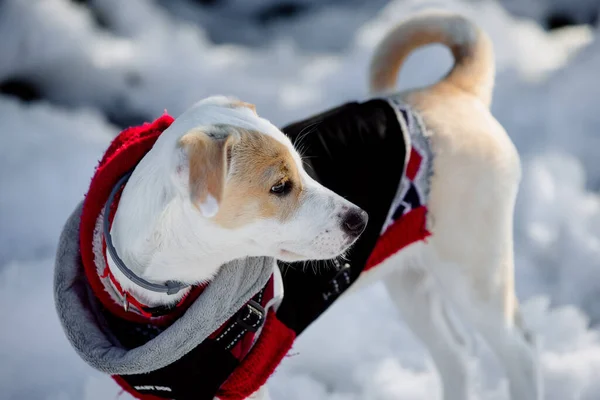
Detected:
[{"left": 292, "top": 120, "right": 322, "bottom": 150}]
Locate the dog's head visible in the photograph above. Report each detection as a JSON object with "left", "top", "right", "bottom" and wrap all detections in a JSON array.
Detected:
[{"left": 166, "top": 96, "right": 367, "bottom": 262}]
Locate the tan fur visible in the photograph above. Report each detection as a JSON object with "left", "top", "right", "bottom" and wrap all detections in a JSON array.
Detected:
[
  {"left": 369, "top": 11, "right": 495, "bottom": 107},
  {"left": 406, "top": 83, "right": 520, "bottom": 305},
  {"left": 215, "top": 129, "right": 303, "bottom": 229},
  {"left": 179, "top": 129, "right": 238, "bottom": 209},
  {"left": 231, "top": 101, "right": 257, "bottom": 115},
  {"left": 183, "top": 126, "right": 302, "bottom": 229}
]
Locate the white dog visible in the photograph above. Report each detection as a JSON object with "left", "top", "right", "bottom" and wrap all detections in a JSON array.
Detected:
[{"left": 56, "top": 10, "right": 541, "bottom": 400}]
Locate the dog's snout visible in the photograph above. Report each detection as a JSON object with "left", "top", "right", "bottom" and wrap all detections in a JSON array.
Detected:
[{"left": 341, "top": 208, "right": 368, "bottom": 237}]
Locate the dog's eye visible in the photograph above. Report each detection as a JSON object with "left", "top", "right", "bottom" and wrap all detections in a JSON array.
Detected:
[{"left": 270, "top": 180, "right": 292, "bottom": 196}]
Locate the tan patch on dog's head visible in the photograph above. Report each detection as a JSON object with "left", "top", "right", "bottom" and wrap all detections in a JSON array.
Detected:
[
  {"left": 180, "top": 125, "right": 303, "bottom": 227},
  {"left": 230, "top": 101, "right": 257, "bottom": 115},
  {"left": 215, "top": 129, "right": 303, "bottom": 229}
]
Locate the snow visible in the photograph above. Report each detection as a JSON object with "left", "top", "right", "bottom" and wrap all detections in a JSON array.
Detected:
[{"left": 1, "top": 0, "right": 600, "bottom": 399}]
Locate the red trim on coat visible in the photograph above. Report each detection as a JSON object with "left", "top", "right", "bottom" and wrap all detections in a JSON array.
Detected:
[
  {"left": 364, "top": 206, "right": 431, "bottom": 271},
  {"left": 405, "top": 148, "right": 423, "bottom": 180}
]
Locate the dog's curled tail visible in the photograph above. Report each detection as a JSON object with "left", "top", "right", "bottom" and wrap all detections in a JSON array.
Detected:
[{"left": 369, "top": 11, "right": 495, "bottom": 107}]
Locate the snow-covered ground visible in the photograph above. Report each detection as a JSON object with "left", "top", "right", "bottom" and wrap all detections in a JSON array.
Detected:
[{"left": 1, "top": 0, "right": 600, "bottom": 399}]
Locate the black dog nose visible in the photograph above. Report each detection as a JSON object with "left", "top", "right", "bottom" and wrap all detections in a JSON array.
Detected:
[{"left": 341, "top": 208, "right": 368, "bottom": 237}]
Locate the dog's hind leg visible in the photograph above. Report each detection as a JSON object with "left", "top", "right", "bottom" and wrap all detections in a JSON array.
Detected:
[
  {"left": 432, "top": 247, "right": 541, "bottom": 400},
  {"left": 383, "top": 259, "right": 473, "bottom": 400},
  {"left": 426, "top": 242, "right": 542, "bottom": 400},
  {"left": 466, "top": 294, "right": 542, "bottom": 400}
]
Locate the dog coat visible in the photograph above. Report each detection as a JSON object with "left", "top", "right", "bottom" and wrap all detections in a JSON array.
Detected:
[{"left": 54, "top": 98, "right": 432, "bottom": 400}]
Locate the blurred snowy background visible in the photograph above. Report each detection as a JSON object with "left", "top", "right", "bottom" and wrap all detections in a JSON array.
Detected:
[{"left": 1, "top": 0, "right": 600, "bottom": 399}]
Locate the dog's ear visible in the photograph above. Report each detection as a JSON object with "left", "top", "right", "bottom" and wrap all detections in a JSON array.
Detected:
[{"left": 179, "top": 130, "right": 238, "bottom": 218}]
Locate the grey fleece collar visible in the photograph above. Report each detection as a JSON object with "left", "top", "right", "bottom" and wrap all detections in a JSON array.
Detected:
[{"left": 54, "top": 203, "right": 275, "bottom": 375}]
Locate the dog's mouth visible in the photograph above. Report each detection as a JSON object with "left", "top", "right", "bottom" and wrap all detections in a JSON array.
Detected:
[
  {"left": 278, "top": 246, "right": 350, "bottom": 262},
  {"left": 279, "top": 248, "right": 305, "bottom": 260},
  {"left": 277, "top": 231, "right": 358, "bottom": 261}
]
